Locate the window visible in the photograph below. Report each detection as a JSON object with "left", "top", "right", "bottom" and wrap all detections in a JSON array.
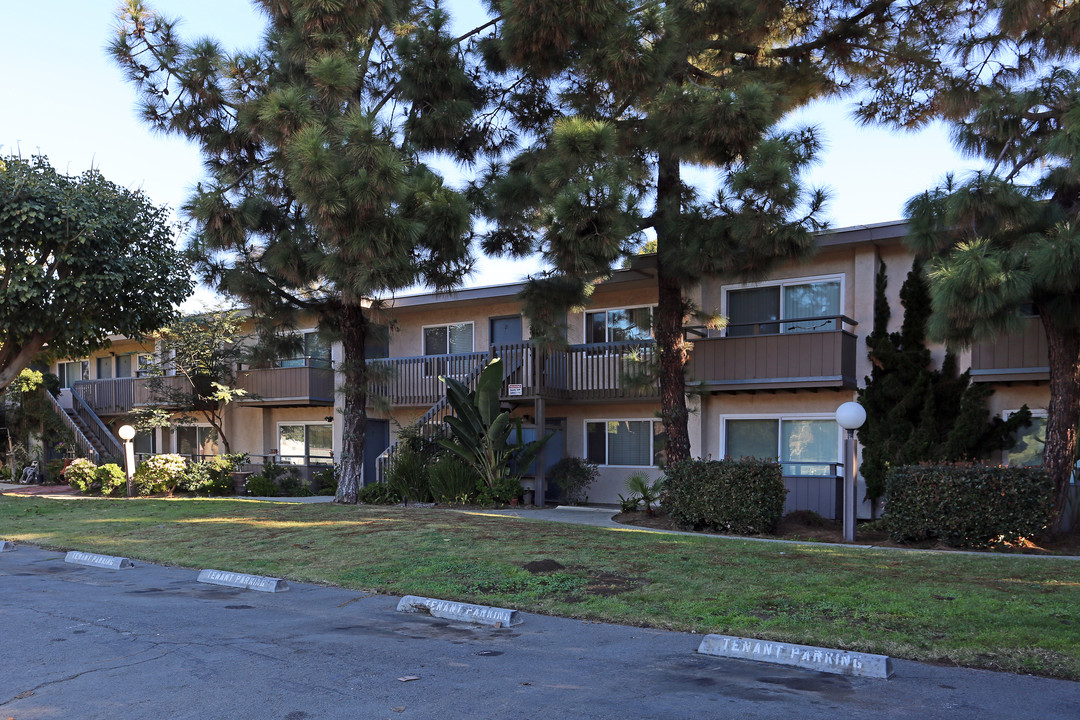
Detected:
[
  {"left": 134, "top": 429, "right": 156, "bottom": 456},
  {"left": 278, "top": 423, "right": 333, "bottom": 466},
  {"left": 726, "top": 277, "right": 841, "bottom": 336},
  {"left": 176, "top": 426, "right": 218, "bottom": 459},
  {"left": 585, "top": 419, "right": 665, "bottom": 467},
  {"left": 136, "top": 353, "right": 155, "bottom": 377},
  {"left": 423, "top": 323, "right": 474, "bottom": 355},
  {"left": 585, "top": 307, "right": 653, "bottom": 343},
  {"left": 724, "top": 416, "right": 838, "bottom": 476},
  {"left": 1004, "top": 411, "right": 1046, "bottom": 468},
  {"left": 58, "top": 360, "right": 89, "bottom": 388},
  {"left": 281, "top": 331, "right": 331, "bottom": 368},
  {"left": 96, "top": 357, "right": 113, "bottom": 380}
]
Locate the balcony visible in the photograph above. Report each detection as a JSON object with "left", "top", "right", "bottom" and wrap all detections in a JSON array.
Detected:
[
  {"left": 969, "top": 317, "right": 1049, "bottom": 383},
  {"left": 236, "top": 360, "right": 336, "bottom": 407},
  {"left": 369, "top": 341, "right": 659, "bottom": 406},
  {"left": 685, "top": 316, "right": 859, "bottom": 392},
  {"left": 74, "top": 375, "right": 201, "bottom": 416},
  {"left": 74, "top": 361, "right": 335, "bottom": 415}
]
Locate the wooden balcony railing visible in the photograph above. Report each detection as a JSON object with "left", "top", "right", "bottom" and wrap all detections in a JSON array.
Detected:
[
  {"left": 685, "top": 316, "right": 858, "bottom": 391},
  {"left": 75, "top": 362, "right": 336, "bottom": 415},
  {"left": 970, "top": 317, "right": 1049, "bottom": 382},
  {"left": 369, "top": 341, "right": 659, "bottom": 406},
  {"left": 236, "top": 365, "right": 336, "bottom": 406}
]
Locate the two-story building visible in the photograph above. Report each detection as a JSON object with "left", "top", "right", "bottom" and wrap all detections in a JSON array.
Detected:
[{"left": 44, "top": 220, "right": 1050, "bottom": 514}]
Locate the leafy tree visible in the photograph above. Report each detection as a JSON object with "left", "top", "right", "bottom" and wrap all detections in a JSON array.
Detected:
[
  {"left": 899, "top": 2, "right": 1080, "bottom": 530},
  {"left": 477, "top": 0, "right": 972, "bottom": 464},
  {"left": 0, "top": 155, "right": 191, "bottom": 392},
  {"left": 131, "top": 310, "right": 250, "bottom": 455},
  {"left": 857, "top": 260, "right": 1031, "bottom": 509},
  {"left": 112, "top": 0, "right": 483, "bottom": 502}
]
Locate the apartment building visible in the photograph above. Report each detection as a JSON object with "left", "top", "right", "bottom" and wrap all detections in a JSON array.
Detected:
[{"left": 47, "top": 220, "right": 1049, "bottom": 513}]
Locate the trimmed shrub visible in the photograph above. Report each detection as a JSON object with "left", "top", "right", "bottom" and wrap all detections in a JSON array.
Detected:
[
  {"left": 133, "top": 454, "right": 188, "bottom": 495},
  {"left": 428, "top": 455, "right": 477, "bottom": 504},
  {"left": 313, "top": 467, "right": 337, "bottom": 496},
  {"left": 663, "top": 458, "right": 786, "bottom": 534},
  {"left": 66, "top": 459, "right": 99, "bottom": 493},
  {"left": 96, "top": 464, "right": 127, "bottom": 496},
  {"left": 180, "top": 459, "right": 233, "bottom": 495},
  {"left": 357, "top": 482, "right": 402, "bottom": 505},
  {"left": 885, "top": 463, "right": 1054, "bottom": 548},
  {"left": 550, "top": 457, "right": 598, "bottom": 504},
  {"left": 245, "top": 474, "right": 280, "bottom": 497}
]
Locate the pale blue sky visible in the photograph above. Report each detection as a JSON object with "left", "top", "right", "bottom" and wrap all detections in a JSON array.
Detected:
[{"left": 1, "top": 1, "right": 985, "bottom": 301}]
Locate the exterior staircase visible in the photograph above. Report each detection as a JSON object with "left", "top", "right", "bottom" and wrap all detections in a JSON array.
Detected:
[
  {"left": 47, "top": 389, "right": 123, "bottom": 465},
  {"left": 373, "top": 352, "right": 523, "bottom": 484}
]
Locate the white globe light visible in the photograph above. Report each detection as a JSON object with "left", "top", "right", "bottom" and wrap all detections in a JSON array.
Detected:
[
  {"left": 118, "top": 425, "right": 137, "bottom": 441},
  {"left": 835, "top": 401, "right": 867, "bottom": 430}
]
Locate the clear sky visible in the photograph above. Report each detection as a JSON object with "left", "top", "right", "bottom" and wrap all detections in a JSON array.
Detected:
[{"left": 1, "top": 1, "right": 986, "bottom": 305}]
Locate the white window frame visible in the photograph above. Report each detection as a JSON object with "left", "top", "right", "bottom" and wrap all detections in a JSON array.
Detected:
[
  {"left": 583, "top": 305, "right": 655, "bottom": 344},
  {"left": 421, "top": 321, "right": 475, "bottom": 355},
  {"left": 1001, "top": 408, "right": 1047, "bottom": 467},
  {"left": 57, "top": 359, "right": 89, "bottom": 387},
  {"left": 275, "top": 421, "right": 334, "bottom": 465},
  {"left": 719, "top": 413, "right": 842, "bottom": 476},
  {"left": 720, "top": 273, "right": 845, "bottom": 336},
  {"left": 583, "top": 417, "right": 660, "bottom": 468}
]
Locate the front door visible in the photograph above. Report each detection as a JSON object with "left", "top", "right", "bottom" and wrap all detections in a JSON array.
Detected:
[
  {"left": 364, "top": 420, "right": 390, "bottom": 486},
  {"left": 490, "top": 315, "right": 523, "bottom": 346}
]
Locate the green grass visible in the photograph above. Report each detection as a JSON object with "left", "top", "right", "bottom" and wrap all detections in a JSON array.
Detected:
[{"left": 2, "top": 494, "right": 1079, "bottom": 679}]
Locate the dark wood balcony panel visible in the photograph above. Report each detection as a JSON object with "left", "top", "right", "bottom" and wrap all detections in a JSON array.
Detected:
[
  {"left": 237, "top": 367, "right": 336, "bottom": 406},
  {"left": 970, "top": 318, "right": 1049, "bottom": 382},
  {"left": 687, "top": 330, "right": 857, "bottom": 391}
]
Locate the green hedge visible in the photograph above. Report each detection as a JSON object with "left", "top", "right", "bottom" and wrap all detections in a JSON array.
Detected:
[
  {"left": 885, "top": 463, "right": 1054, "bottom": 548},
  {"left": 663, "top": 458, "right": 786, "bottom": 534}
]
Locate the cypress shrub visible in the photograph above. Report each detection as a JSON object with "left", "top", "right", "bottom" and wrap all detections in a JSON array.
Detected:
[
  {"left": 885, "top": 463, "right": 1054, "bottom": 548},
  {"left": 663, "top": 459, "right": 786, "bottom": 534}
]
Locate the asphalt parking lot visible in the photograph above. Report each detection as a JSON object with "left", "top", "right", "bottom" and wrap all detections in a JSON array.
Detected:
[{"left": 1, "top": 544, "right": 1076, "bottom": 719}]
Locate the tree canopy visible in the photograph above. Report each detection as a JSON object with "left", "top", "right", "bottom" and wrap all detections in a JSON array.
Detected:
[
  {"left": 477, "top": 0, "right": 977, "bottom": 464},
  {"left": 0, "top": 155, "right": 192, "bottom": 393},
  {"left": 132, "top": 310, "right": 250, "bottom": 455},
  {"left": 857, "top": 259, "right": 1031, "bottom": 506},
  {"left": 112, "top": 0, "right": 484, "bottom": 502},
  {"left": 900, "top": 1, "right": 1080, "bottom": 530}
]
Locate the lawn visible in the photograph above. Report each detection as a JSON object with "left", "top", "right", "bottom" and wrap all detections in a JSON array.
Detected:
[{"left": 2, "top": 494, "right": 1078, "bottom": 680}]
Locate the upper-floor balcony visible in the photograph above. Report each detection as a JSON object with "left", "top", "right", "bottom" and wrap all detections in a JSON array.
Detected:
[
  {"left": 73, "top": 357, "right": 335, "bottom": 415},
  {"left": 686, "top": 315, "right": 859, "bottom": 392},
  {"left": 369, "top": 315, "right": 858, "bottom": 406},
  {"left": 969, "top": 316, "right": 1049, "bottom": 383}
]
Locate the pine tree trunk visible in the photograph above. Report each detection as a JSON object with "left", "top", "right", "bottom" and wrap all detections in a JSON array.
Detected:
[
  {"left": 1040, "top": 311, "right": 1080, "bottom": 534},
  {"left": 336, "top": 302, "right": 369, "bottom": 504},
  {"left": 655, "top": 151, "right": 691, "bottom": 465}
]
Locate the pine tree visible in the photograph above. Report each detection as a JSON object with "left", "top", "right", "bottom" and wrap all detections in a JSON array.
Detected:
[
  {"left": 477, "top": 1, "right": 973, "bottom": 464},
  {"left": 857, "top": 260, "right": 1031, "bottom": 509},
  {"left": 897, "top": 2, "right": 1080, "bottom": 530},
  {"left": 111, "top": 1, "right": 484, "bottom": 502}
]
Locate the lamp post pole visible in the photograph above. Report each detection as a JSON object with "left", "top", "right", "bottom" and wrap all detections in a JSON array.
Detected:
[
  {"left": 118, "top": 425, "right": 136, "bottom": 498},
  {"left": 835, "top": 402, "right": 866, "bottom": 543}
]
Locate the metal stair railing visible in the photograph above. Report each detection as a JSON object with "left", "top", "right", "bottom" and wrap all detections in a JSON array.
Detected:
[
  {"left": 43, "top": 390, "right": 100, "bottom": 464},
  {"left": 69, "top": 388, "right": 124, "bottom": 462}
]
